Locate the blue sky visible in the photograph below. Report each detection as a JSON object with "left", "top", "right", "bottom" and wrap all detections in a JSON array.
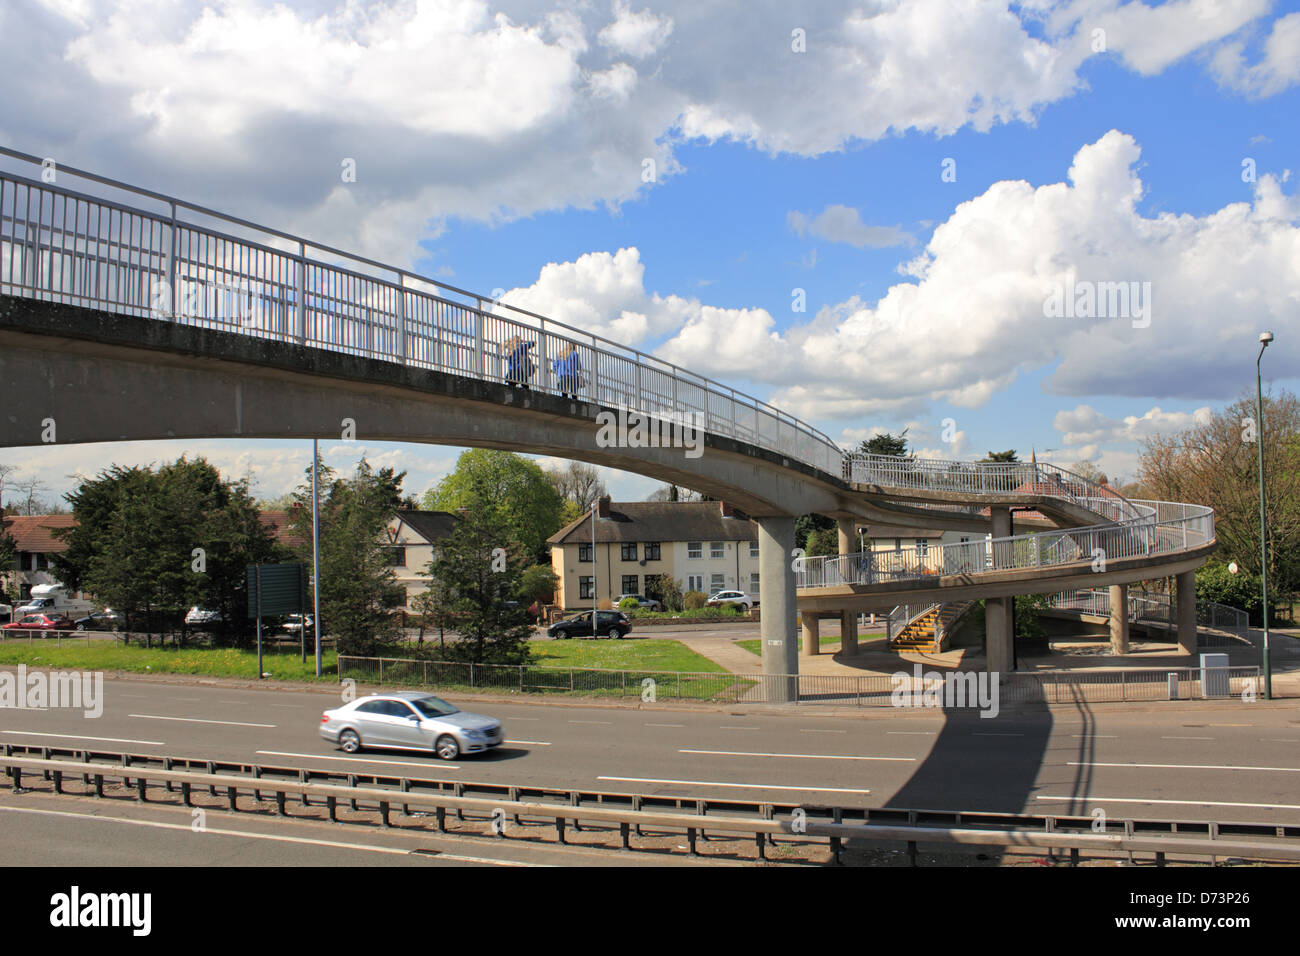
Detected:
[{"left": 2, "top": 0, "right": 1298, "bottom": 506}]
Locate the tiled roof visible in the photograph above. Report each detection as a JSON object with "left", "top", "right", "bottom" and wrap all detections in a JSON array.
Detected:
[
  {"left": 258, "top": 511, "right": 308, "bottom": 549},
  {"left": 2, "top": 515, "right": 76, "bottom": 552},
  {"left": 392, "top": 510, "right": 459, "bottom": 543},
  {"left": 548, "top": 501, "right": 757, "bottom": 546}
]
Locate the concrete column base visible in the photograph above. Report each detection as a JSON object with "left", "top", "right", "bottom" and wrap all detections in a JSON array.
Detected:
[
  {"left": 1109, "top": 583, "right": 1130, "bottom": 654},
  {"left": 985, "top": 596, "right": 1012, "bottom": 674},
  {"left": 1176, "top": 570, "right": 1198, "bottom": 656},
  {"left": 840, "top": 611, "right": 858, "bottom": 656},
  {"left": 801, "top": 615, "right": 819, "bottom": 658}
]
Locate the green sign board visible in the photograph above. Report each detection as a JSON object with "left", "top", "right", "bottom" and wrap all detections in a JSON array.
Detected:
[{"left": 246, "top": 563, "right": 308, "bottom": 617}]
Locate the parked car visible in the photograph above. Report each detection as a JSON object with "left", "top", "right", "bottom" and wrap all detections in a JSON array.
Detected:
[
  {"left": 72, "top": 610, "right": 118, "bottom": 631},
  {"left": 320, "top": 692, "right": 503, "bottom": 760},
  {"left": 705, "top": 590, "right": 753, "bottom": 611},
  {"left": 0, "top": 603, "right": 11, "bottom": 624},
  {"left": 185, "top": 606, "right": 224, "bottom": 625},
  {"left": 547, "top": 609, "right": 632, "bottom": 639},
  {"left": 3, "top": 613, "right": 73, "bottom": 631},
  {"left": 616, "top": 593, "right": 662, "bottom": 610},
  {"left": 282, "top": 614, "right": 314, "bottom": 634}
]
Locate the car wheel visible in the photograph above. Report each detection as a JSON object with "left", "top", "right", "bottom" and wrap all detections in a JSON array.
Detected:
[
  {"left": 339, "top": 729, "right": 362, "bottom": 754},
  {"left": 76, "top": 624, "right": 86, "bottom": 631},
  {"left": 607, "top": 627, "right": 621, "bottom": 639},
  {"left": 552, "top": 629, "right": 567, "bottom": 640},
  {"left": 435, "top": 735, "right": 460, "bottom": 760}
]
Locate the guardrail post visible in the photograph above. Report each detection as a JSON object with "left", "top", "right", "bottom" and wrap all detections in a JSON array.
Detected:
[
  {"left": 435, "top": 806, "right": 447, "bottom": 832},
  {"left": 53, "top": 770, "right": 63, "bottom": 794},
  {"left": 380, "top": 801, "right": 391, "bottom": 827},
  {"left": 94, "top": 773, "right": 103, "bottom": 798},
  {"left": 556, "top": 815, "right": 566, "bottom": 844},
  {"left": 136, "top": 777, "right": 146, "bottom": 802},
  {"left": 327, "top": 796, "right": 337, "bottom": 821},
  {"left": 276, "top": 790, "right": 287, "bottom": 816},
  {"left": 296, "top": 241, "right": 306, "bottom": 344},
  {"left": 181, "top": 782, "right": 191, "bottom": 807},
  {"left": 396, "top": 275, "right": 406, "bottom": 363},
  {"left": 227, "top": 786, "right": 238, "bottom": 811},
  {"left": 687, "top": 827, "right": 699, "bottom": 855}
]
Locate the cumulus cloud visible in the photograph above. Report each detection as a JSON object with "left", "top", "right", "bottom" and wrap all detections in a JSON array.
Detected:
[
  {"left": 1211, "top": 10, "right": 1300, "bottom": 97},
  {"left": 1, "top": 0, "right": 1284, "bottom": 270},
  {"left": 788, "top": 205, "right": 911, "bottom": 249},
  {"left": 1053, "top": 404, "right": 1214, "bottom": 447}
]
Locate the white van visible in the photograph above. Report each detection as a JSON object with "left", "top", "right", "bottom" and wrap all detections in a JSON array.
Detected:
[{"left": 16, "top": 583, "right": 95, "bottom": 618}]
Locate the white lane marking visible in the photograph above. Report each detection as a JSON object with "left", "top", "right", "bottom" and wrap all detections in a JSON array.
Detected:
[
  {"left": 800, "top": 729, "right": 847, "bottom": 735},
  {"left": 645, "top": 723, "right": 685, "bottom": 728},
  {"left": 719, "top": 726, "right": 759, "bottom": 731},
  {"left": 255, "top": 751, "right": 461, "bottom": 770},
  {"left": 1069, "top": 761, "right": 1300, "bottom": 773},
  {"left": 1262, "top": 738, "right": 1299, "bottom": 743},
  {"left": 682, "top": 749, "right": 913, "bottom": 762},
  {"left": 1037, "top": 794, "right": 1300, "bottom": 812},
  {"left": 169, "top": 697, "right": 200, "bottom": 701},
  {"left": 1161, "top": 735, "right": 1215, "bottom": 740},
  {"left": 567, "top": 720, "right": 611, "bottom": 725},
  {"left": 598, "top": 775, "right": 870, "bottom": 794},
  {"left": 2, "top": 730, "right": 165, "bottom": 746},
  {"left": 130, "top": 713, "right": 275, "bottom": 728},
  {"left": 505, "top": 739, "right": 551, "bottom": 746},
  {"left": 501, "top": 717, "right": 539, "bottom": 721},
  {"left": 887, "top": 731, "right": 935, "bottom": 736},
  {"left": 0, "top": 806, "right": 541, "bottom": 867},
  {"left": 1071, "top": 734, "right": 1117, "bottom": 738},
  {"left": 118, "top": 694, "right": 151, "bottom": 699}
]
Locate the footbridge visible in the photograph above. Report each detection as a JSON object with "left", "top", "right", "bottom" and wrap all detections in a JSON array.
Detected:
[{"left": 0, "top": 148, "right": 1215, "bottom": 699}]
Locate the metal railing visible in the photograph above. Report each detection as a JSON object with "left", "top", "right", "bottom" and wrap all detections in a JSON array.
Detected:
[
  {"left": 5, "top": 745, "right": 1298, "bottom": 864},
  {"left": 1049, "top": 589, "right": 1251, "bottom": 646},
  {"left": 799, "top": 497, "right": 1213, "bottom": 590},
  {"left": 338, "top": 655, "right": 1263, "bottom": 706},
  {"left": 0, "top": 147, "right": 842, "bottom": 475}
]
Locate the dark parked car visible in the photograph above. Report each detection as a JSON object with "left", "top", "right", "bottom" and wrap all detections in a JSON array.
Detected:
[
  {"left": 547, "top": 609, "right": 631, "bottom": 640},
  {"left": 73, "top": 610, "right": 118, "bottom": 631}
]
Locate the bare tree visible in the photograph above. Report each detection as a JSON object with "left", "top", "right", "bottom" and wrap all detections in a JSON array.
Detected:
[{"left": 546, "top": 460, "right": 607, "bottom": 512}]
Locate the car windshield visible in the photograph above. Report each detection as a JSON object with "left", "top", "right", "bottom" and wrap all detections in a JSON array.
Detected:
[{"left": 409, "top": 696, "right": 460, "bottom": 718}]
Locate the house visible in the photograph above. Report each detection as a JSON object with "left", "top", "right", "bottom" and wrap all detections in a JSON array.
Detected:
[
  {"left": 547, "top": 497, "right": 763, "bottom": 609},
  {"left": 1, "top": 514, "right": 82, "bottom": 601},
  {"left": 381, "top": 510, "right": 460, "bottom": 610}
]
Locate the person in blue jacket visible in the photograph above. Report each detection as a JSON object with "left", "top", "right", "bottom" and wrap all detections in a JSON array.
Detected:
[
  {"left": 553, "top": 342, "right": 583, "bottom": 398},
  {"left": 503, "top": 335, "right": 536, "bottom": 388}
]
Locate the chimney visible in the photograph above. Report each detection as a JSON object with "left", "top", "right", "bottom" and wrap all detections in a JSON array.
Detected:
[
  {"left": 596, "top": 495, "right": 611, "bottom": 518},
  {"left": 719, "top": 500, "right": 735, "bottom": 518}
]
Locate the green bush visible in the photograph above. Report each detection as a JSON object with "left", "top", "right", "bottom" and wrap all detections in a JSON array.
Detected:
[
  {"left": 617, "top": 596, "right": 641, "bottom": 610},
  {"left": 1197, "top": 562, "right": 1263, "bottom": 622},
  {"left": 683, "top": 590, "right": 707, "bottom": 610}
]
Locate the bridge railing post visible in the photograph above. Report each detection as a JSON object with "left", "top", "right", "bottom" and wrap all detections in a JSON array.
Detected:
[
  {"left": 474, "top": 303, "right": 485, "bottom": 377},
  {"left": 296, "top": 241, "right": 307, "bottom": 345},
  {"left": 395, "top": 274, "right": 405, "bottom": 363},
  {"left": 166, "top": 201, "right": 178, "bottom": 320}
]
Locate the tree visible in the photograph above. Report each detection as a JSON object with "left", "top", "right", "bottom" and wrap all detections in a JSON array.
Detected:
[
  {"left": 858, "top": 431, "right": 909, "bottom": 457},
  {"left": 288, "top": 457, "right": 407, "bottom": 655},
  {"left": 647, "top": 572, "right": 683, "bottom": 611},
  {"left": 0, "top": 522, "right": 16, "bottom": 602},
  {"left": 422, "top": 507, "right": 534, "bottom": 665},
  {"left": 545, "top": 461, "right": 607, "bottom": 513},
  {"left": 424, "top": 449, "right": 564, "bottom": 562},
  {"left": 983, "top": 450, "right": 1019, "bottom": 463},
  {"left": 1140, "top": 389, "right": 1300, "bottom": 614},
  {"left": 1068, "top": 460, "right": 1108, "bottom": 485},
  {"left": 805, "top": 526, "right": 839, "bottom": 558},
  {"left": 53, "top": 458, "right": 279, "bottom": 637},
  {"left": 795, "top": 514, "right": 834, "bottom": 552}
]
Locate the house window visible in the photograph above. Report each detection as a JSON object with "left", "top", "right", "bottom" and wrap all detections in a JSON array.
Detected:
[
  {"left": 710, "top": 541, "right": 725, "bottom": 559},
  {"left": 749, "top": 540, "right": 759, "bottom": 558},
  {"left": 894, "top": 538, "right": 902, "bottom": 552},
  {"left": 750, "top": 572, "right": 760, "bottom": 594},
  {"left": 621, "top": 575, "right": 638, "bottom": 595},
  {"left": 644, "top": 542, "right": 661, "bottom": 561},
  {"left": 579, "top": 576, "right": 594, "bottom": 599},
  {"left": 916, "top": 539, "right": 928, "bottom": 557},
  {"left": 578, "top": 543, "right": 593, "bottom": 562},
  {"left": 687, "top": 574, "right": 705, "bottom": 593},
  {"left": 386, "top": 547, "right": 407, "bottom": 567},
  {"left": 621, "top": 542, "right": 638, "bottom": 561},
  {"left": 687, "top": 542, "right": 702, "bottom": 559},
  {"left": 710, "top": 573, "right": 725, "bottom": 593}
]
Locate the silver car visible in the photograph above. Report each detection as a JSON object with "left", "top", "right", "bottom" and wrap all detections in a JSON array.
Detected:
[{"left": 319, "top": 691, "right": 504, "bottom": 760}]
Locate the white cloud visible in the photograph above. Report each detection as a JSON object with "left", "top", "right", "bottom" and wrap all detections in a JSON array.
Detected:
[
  {"left": 1212, "top": 10, "right": 1300, "bottom": 96},
  {"left": 1053, "top": 404, "right": 1214, "bottom": 447},
  {"left": 597, "top": 1, "right": 673, "bottom": 59},
  {"left": 788, "top": 205, "right": 910, "bottom": 249}
]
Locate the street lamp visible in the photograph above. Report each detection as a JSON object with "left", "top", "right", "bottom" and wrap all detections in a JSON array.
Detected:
[{"left": 1256, "top": 331, "right": 1273, "bottom": 699}]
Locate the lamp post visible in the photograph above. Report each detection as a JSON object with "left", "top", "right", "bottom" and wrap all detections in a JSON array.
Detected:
[{"left": 1256, "top": 332, "right": 1273, "bottom": 699}]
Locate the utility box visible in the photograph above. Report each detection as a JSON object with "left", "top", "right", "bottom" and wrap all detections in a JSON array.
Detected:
[
  {"left": 1167, "top": 672, "right": 1180, "bottom": 700},
  {"left": 1200, "top": 653, "right": 1230, "bottom": 698}
]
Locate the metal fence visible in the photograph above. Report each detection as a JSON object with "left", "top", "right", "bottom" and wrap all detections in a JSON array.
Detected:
[
  {"left": 338, "top": 656, "right": 1263, "bottom": 707},
  {"left": 1049, "top": 588, "right": 1251, "bottom": 647},
  {"left": 0, "top": 148, "right": 842, "bottom": 475}
]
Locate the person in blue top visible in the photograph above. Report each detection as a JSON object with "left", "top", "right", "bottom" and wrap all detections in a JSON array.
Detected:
[
  {"left": 553, "top": 342, "right": 583, "bottom": 399},
  {"left": 503, "top": 335, "right": 536, "bottom": 389}
]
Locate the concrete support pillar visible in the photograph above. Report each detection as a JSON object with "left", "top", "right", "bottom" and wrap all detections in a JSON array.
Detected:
[
  {"left": 1108, "top": 583, "right": 1130, "bottom": 655},
  {"left": 836, "top": 518, "right": 859, "bottom": 656},
  {"left": 985, "top": 596, "right": 1012, "bottom": 674},
  {"left": 989, "top": 506, "right": 1012, "bottom": 570},
  {"left": 757, "top": 516, "right": 798, "bottom": 702},
  {"left": 801, "top": 614, "right": 819, "bottom": 659},
  {"left": 1176, "top": 570, "right": 1198, "bottom": 656}
]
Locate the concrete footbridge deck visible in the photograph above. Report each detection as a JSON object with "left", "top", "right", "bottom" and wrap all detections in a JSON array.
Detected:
[{"left": 0, "top": 148, "right": 1215, "bottom": 696}]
